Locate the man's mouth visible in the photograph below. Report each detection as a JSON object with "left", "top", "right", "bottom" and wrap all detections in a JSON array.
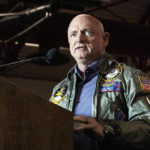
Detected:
[{"left": 75, "top": 46, "right": 86, "bottom": 51}]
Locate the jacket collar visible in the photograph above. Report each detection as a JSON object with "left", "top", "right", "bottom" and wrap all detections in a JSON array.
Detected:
[
  {"left": 98, "top": 53, "right": 118, "bottom": 76},
  {"left": 67, "top": 53, "right": 118, "bottom": 81}
]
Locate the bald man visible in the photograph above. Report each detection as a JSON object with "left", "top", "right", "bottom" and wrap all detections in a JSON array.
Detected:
[
  {"left": 68, "top": 14, "right": 109, "bottom": 74},
  {"left": 50, "top": 14, "right": 150, "bottom": 150}
]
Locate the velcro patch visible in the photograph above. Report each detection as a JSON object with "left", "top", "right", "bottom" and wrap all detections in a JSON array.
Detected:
[
  {"left": 100, "top": 81, "right": 121, "bottom": 92},
  {"left": 138, "top": 76, "right": 150, "bottom": 92}
]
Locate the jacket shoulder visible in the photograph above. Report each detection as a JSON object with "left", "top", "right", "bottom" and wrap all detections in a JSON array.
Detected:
[{"left": 121, "top": 63, "right": 148, "bottom": 79}]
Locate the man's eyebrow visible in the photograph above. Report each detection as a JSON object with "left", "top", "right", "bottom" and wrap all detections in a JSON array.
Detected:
[
  {"left": 70, "top": 30, "right": 77, "bottom": 34},
  {"left": 83, "top": 28, "right": 92, "bottom": 31}
]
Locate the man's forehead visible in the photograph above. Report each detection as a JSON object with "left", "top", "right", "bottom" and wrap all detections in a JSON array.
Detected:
[
  {"left": 70, "top": 15, "right": 98, "bottom": 26},
  {"left": 68, "top": 14, "right": 104, "bottom": 32},
  {"left": 69, "top": 23, "right": 96, "bottom": 31}
]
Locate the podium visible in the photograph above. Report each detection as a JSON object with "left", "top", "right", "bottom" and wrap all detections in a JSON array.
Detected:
[{"left": 0, "top": 77, "right": 73, "bottom": 150}]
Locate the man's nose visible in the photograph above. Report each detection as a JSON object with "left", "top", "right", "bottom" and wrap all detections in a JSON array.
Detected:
[{"left": 76, "top": 32, "right": 85, "bottom": 43}]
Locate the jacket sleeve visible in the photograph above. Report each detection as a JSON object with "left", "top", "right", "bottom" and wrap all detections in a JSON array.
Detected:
[
  {"left": 103, "top": 119, "right": 150, "bottom": 150},
  {"left": 102, "top": 71, "right": 150, "bottom": 150}
]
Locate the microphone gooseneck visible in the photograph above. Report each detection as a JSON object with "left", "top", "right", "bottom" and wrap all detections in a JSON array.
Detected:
[{"left": 0, "top": 47, "right": 59, "bottom": 72}]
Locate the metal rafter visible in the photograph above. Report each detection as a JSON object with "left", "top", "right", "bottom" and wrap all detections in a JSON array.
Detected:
[
  {"left": 103, "top": 8, "right": 129, "bottom": 23},
  {"left": 81, "top": 0, "right": 133, "bottom": 14}
]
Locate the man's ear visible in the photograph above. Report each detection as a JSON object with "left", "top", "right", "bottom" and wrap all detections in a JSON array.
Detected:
[{"left": 103, "top": 32, "right": 110, "bottom": 47}]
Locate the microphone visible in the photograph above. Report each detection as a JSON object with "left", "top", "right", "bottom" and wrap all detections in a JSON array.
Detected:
[
  {"left": 45, "top": 47, "right": 59, "bottom": 64},
  {"left": 0, "top": 47, "right": 59, "bottom": 71}
]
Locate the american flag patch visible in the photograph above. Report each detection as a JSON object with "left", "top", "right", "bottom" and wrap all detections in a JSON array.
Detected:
[{"left": 138, "top": 76, "right": 150, "bottom": 92}]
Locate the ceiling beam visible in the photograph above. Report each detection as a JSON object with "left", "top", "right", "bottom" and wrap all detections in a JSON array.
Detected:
[{"left": 81, "top": 0, "right": 133, "bottom": 14}]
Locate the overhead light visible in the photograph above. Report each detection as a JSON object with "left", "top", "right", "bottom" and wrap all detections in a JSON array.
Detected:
[{"left": 25, "top": 42, "right": 40, "bottom": 48}]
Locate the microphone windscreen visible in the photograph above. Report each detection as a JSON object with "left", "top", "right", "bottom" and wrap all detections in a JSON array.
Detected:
[{"left": 45, "top": 47, "right": 59, "bottom": 64}]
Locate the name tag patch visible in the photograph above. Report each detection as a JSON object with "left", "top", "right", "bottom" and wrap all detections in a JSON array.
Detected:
[{"left": 100, "top": 81, "right": 121, "bottom": 92}]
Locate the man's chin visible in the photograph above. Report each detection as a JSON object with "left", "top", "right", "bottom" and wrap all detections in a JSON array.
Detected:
[
  {"left": 76, "top": 52, "right": 89, "bottom": 58},
  {"left": 74, "top": 55, "right": 91, "bottom": 62},
  {"left": 76, "top": 55, "right": 87, "bottom": 60}
]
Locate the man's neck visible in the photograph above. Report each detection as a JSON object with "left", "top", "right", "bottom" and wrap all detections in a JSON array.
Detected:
[
  {"left": 76, "top": 54, "right": 106, "bottom": 78},
  {"left": 77, "top": 60, "right": 93, "bottom": 78}
]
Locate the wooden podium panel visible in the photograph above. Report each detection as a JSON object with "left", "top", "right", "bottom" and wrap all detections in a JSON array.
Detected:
[{"left": 0, "top": 77, "right": 73, "bottom": 150}]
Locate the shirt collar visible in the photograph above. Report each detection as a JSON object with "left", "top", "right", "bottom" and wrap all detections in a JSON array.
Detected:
[{"left": 74, "top": 54, "right": 106, "bottom": 80}]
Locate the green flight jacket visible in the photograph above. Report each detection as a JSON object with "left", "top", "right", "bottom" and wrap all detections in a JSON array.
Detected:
[{"left": 50, "top": 54, "right": 150, "bottom": 150}]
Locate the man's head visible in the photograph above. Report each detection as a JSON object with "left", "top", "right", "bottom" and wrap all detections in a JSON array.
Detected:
[{"left": 67, "top": 14, "right": 109, "bottom": 64}]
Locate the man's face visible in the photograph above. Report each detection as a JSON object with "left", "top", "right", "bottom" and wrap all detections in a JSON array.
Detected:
[{"left": 68, "top": 15, "right": 109, "bottom": 63}]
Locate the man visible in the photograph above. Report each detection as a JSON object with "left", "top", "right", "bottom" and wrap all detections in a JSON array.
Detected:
[{"left": 50, "top": 14, "right": 150, "bottom": 150}]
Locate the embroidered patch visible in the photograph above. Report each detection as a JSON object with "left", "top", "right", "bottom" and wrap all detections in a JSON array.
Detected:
[
  {"left": 103, "top": 65, "right": 123, "bottom": 81},
  {"left": 52, "top": 85, "right": 67, "bottom": 104},
  {"left": 100, "top": 81, "right": 121, "bottom": 92},
  {"left": 138, "top": 76, "right": 150, "bottom": 92}
]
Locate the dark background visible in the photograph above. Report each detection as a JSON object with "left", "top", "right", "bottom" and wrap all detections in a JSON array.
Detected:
[{"left": 0, "top": 0, "right": 150, "bottom": 100}]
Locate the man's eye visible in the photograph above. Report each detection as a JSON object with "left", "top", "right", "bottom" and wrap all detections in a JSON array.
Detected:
[
  {"left": 84, "top": 30, "right": 92, "bottom": 36},
  {"left": 70, "top": 33, "right": 76, "bottom": 38}
]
